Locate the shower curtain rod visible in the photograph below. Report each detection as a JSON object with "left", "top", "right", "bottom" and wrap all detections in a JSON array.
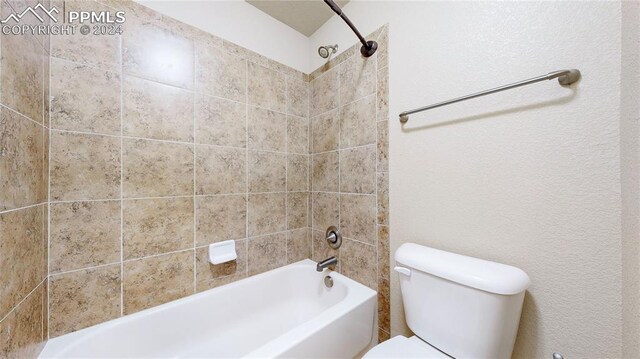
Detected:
[
  {"left": 398, "top": 69, "right": 581, "bottom": 124},
  {"left": 323, "top": 0, "right": 377, "bottom": 57}
]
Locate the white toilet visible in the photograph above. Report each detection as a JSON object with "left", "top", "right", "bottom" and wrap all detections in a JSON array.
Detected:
[{"left": 365, "top": 243, "right": 530, "bottom": 359}]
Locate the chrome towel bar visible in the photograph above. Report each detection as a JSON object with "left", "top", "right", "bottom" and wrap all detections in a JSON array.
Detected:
[{"left": 399, "top": 69, "right": 581, "bottom": 124}]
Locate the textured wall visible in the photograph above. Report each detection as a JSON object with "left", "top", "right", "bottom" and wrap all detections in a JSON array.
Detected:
[
  {"left": 308, "top": 25, "right": 390, "bottom": 341},
  {"left": 46, "top": 0, "right": 311, "bottom": 339},
  {"left": 0, "top": 0, "right": 50, "bottom": 357},
  {"left": 310, "top": 1, "right": 630, "bottom": 357}
]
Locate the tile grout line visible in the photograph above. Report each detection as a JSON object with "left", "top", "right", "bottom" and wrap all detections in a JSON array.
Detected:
[
  {"left": 192, "top": 42, "right": 197, "bottom": 294},
  {"left": 119, "top": 30, "right": 125, "bottom": 318},
  {"left": 284, "top": 69, "right": 289, "bottom": 265},
  {"left": 46, "top": 27, "right": 52, "bottom": 341},
  {"left": 41, "top": 25, "right": 46, "bottom": 344},
  {"left": 0, "top": 278, "right": 48, "bottom": 325},
  {"left": 244, "top": 59, "right": 250, "bottom": 279}
]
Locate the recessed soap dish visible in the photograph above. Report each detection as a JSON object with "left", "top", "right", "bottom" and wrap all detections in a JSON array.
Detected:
[{"left": 208, "top": 240, "right": 237, "bottom": 265}]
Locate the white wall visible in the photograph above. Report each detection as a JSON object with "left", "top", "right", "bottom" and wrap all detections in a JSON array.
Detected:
[
  {"left": 134, "top": 0, "right": 310, "bottom": 73},
  {"left": 311, "top": 1, "right": 627, "bottom": 358}
]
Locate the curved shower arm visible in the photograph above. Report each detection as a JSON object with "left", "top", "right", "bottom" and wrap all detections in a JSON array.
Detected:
[{"left": 323, "top": 0, "right": 377, "bottom": 57}]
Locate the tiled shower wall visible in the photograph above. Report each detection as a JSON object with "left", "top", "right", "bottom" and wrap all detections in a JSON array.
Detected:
[
  {"left": 46, "top": 0, "right": 311, "bottom": 339},
  {"left": 308, "top": 26, "right": 390, "bottom": 341},
  {"left": 0, "top": 0, "right": 50, "bottom": 356}
]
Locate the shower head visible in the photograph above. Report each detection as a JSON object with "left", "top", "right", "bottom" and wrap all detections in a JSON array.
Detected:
[{"left": 318, "top": 45, "right": 338, "bottom": 59}]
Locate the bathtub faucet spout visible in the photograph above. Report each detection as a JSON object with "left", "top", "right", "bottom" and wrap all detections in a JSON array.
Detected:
[{"left": 316, "top": 256, "right": 338, "bottom": 272}]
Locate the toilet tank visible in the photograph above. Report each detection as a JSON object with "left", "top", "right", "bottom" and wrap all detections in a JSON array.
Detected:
[{"left": 395, "top": 243, "right": 530, "bottom": 359}]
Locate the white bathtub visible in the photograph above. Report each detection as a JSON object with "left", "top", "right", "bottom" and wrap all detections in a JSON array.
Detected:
[{"left": 40, "top": 259, "right": 378, "bottom": 358}]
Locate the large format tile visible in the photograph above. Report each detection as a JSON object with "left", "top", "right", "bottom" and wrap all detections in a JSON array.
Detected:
[
  {"left": 311, "top": 109, "right": 339, "bottom": 153},
  {"left": 287, "top": 116, "right": 309, "bottom": 155},
  {"left": 195, "top": 95, "right": 246, "bottom": 147},
  {"left": 248, "top": 62, "right": 286, "bottom": 113},
  {"left": 196, "top": 145, "right": 246, "bottom": 195},
  {"left": 123, "top": 197, "right": 194, "bottom": 260},
  {"left": 123, "top": 139, "right": 194, "bottom": 198},
  {"left": 377, "top": 66, "right": 389, "bottom": 121},
  {"left": 0, "top": 108, "right": 44, "bottom": 211},
  {"left": 123, "top": 19, "right": 194, "bottom": 89},
  {"left": 287, "top": 228, "right": 311, "bottom": 264},
  {"left": 196, "top": 43, "right": 246, "bottom": 102},
  {"left": 196, "top": 195, "right": 246, "bottom": 246},
  {"left": 339, "top": 54, "right": 376, "bottom": 106},
  {"left": 310, "top": 69, "right": 338, "bottom": 117},
  {"left": 248, "top": 193, "right": 286, "bottom": 237},
  {"left": 248, "top": 233, "right": 286, "bottom": 276},
  {"left": 123, "top": 250, "right": 194, "bottom": 314},
  {"left": 287, "top": 192, "right": 308, "bottom": 230},
  {"left": 377, "top": 225, "right": 390, "bottom": 281},
  {"left": 50, "top": 58, "right": 121, "bottom": 135},
  {"left": 0, "top": 206, "right": 43, "bottom": 319},
  {"left": 286, "top": 77, "right": 309, "bottom": 118},
  {"left": 311, "top": 152, "right": 339, "bottom": 192},
  {"left": 50, "top": 132, "right": 121, "bottom": 201},
  {"left": 378, "top": 277, "right": 391, "bottom": 332},
  {"left": 49, "top": 264, "right": 121, "bottom": 338},
  {"left": 377, "top": 172, "right": 389, "bottom": 225},
  {"left": 340, "top": 194, "right": 376, "bottom": 244},
  {"left": 287, "top": 154, "right": 309, "bottom": 192},
  {"left": 0, "top": 30, "right": 44, "bottom": 122},
  {"left": 312, "top": 192, "right": 339, "bottom": 231},
  {"left": 340, "top": 238, "right": 377, "bottom": 290},
  {"left": 123, "top": 75, "right": 194, "bottom": 142},
  {"left": 50, "top": 201, "right": 121, "bottom": 273},
  {"left": 195, "top": 239, "right": 246, "bottom": 292},
  {"left": 50, "top": 1, "right": 121, "bottom": 71},
  {"left": 0, "top": 282, "right": 44, "bottom": 359},
  {"left": 248, "top": 106, "right": 286, "bottom": 152},
  {"left": 340, "top": 95, "right": 376, "bottom": 148},
  {"left": 377, "top": 120, "right": 389, "bottom": 172},
  {"left": 339, "top": 145, "right": 376, "bottom": 194},
  {"left": 248, "top": 151, "right": 286, "bottom": 193}
]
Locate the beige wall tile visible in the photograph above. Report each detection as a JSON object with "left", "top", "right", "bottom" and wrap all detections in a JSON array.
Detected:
[
  {"left": 196, "top": 43, "right": 246, "bottom": 102},
  {"left": 0, "top": 108, "right": 44, "bottom": 211},
  {"left": 0, "top": 31, "right": 44, "bottom": 123},
  {"left": 0, "top": 206, "right": 43, "bottom": 319},
  {"left": 195, "top": 94, "right": 246, "bottom": 147},
  {"left": 340, "top": 194, "right": 376, "bottom": 244},
  {"left": 50, "top": 201, "right": 121, "bottom": 273},
  {"left": 377, "top": 225, "right": 390, "bottom": 281},
  {"left": 248, "top": 193, "right": 286, "bottom": 236},
  {"left": 123, "top": 75, "right": 194, "bottom": 142},
  {"left": 287, "top": 116, "right": 309, "bottom": 155},
  {"left": 196, "top": 195, "right": 246, "bottom": 246},
  {"left": 377, "top": 66, "right": 389, "bottom": 121},
  {"left": 378, "top": 277, "right": 390, "bottom": 332},
  {"left": 311, "top": 151, "right": 339, "bottom": 192},
  {"left": 341, "top": 238, "right": 377, "bottom": 290},
  {"left": 123, "top": 197, "right": 194, "bottom": 260},
  {"left": 123, "top": 250, "right": 194, "bottom": 315},
  {"left": 339, "top": 146, "right": 376, "bottom": 194},
  {"left": 49, "top": 264, "right": 121, "bottom": 338},
  {"left": 50, "top": 58, "right": 121, "bottom": 135},
  {"left": 376, "top": 26, "right": 389, "bottom": 70},
  {"left": 248, "top": 106, "right": 286, "bottom": 152},
  {"left": 312, "top": 192, "right": 339, "bottom": 231},
  {"left": 286, "top": 77, "right": 309, "bottom": 118},
  {"left": 377, "top": 120, "right": 389, "bottom": 172},
  {"left": 123, "top": 139, "right": 194, "bottom": 198},
  {"left": 195, "top": 145, "right": 246, "bottom": 195},
  {"left": 50, "top": 1, "right": 121, "bottom": 71},
  {"left": 339, "top": 55, "right": 376, "bottom": 106},
  {"left": 310, "top": 69, "right": 338, "bottom": 117},
  {"left": 340, "top": 95, "right": 376, "bottom": 148},
  {"left": 0, "top": 282, "right": 44, "bottom": 359},
  {"left": 123, "top": 19, "right": 194, "bottom": 90},
  {"left": 50, "top": 132, "right": 121, "bottom": 201},
  {"left": 248, "top": 233, "right": 286, "bottom": 276},
  {"left": 248, "top": 63, "right": 286, "bottom": 113},
  {"left": 287, "top": 228, "right": 311, "bottom": 264},
  {"left": 248, "top": 151, "right": 286, "bottom": 193},
  {"left": 288, "top": 154, "right": 309, "bottom": 192},
  {"left": 287, "top": 192, "right": 308, "bottom": 230},
  {"left": 377, "top": 172, "right": 389, "bottom": 225},
  {"left": 311, "top": 109, "right": 339, "bottom": 153},
  {"left": 195, "top": 239, "right": 246, "bottom": 292}
]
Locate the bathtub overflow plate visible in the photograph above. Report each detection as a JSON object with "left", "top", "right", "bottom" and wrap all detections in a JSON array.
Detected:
[{"left": 324, "top": 275, "right": 334, "bottom": 288}]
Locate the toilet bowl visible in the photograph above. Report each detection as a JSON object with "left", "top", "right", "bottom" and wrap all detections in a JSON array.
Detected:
[{"left": 364, "top": 243, "right": 530, "bottom": 359}]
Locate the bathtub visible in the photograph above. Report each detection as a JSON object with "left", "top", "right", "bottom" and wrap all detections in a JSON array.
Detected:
[{"left": 40, "top": 259, "right": 378, "bottom": 358}]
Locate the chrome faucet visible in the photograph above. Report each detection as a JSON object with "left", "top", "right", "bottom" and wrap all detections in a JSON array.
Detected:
[{"left": 316, "top": 256, "right": 338, "bottom": 272}]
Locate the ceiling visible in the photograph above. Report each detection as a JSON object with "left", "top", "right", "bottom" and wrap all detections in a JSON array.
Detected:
[{"left": 246, "top": 0, "right": 349, "bottom": 37}]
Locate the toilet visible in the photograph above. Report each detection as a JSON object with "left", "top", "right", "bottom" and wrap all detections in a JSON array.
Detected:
[{"left": 365, "top": 243, "right": 530, "bottom": 359}]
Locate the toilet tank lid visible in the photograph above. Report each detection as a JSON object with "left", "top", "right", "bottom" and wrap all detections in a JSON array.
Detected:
[{"left": 395, "top": 243, "right": 530, "bottom": 295}]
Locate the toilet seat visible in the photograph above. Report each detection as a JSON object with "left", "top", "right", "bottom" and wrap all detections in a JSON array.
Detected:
[{"left": 363, "top": 335, "right": 449, "bottom": 358}]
